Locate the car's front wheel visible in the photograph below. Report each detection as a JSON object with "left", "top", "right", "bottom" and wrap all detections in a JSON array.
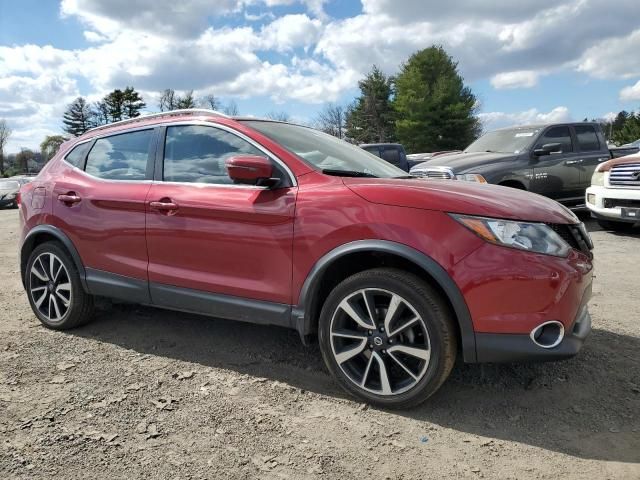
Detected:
[
  {"left": 25, "top": 242, "right": 94, "bottom": 330},
  {"left": 318, "top": 268, "right": 457, "bottom": 409}
]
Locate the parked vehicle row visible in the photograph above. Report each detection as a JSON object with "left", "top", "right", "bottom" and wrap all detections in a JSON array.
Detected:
[
  {"left": 408, "top": 122, "right": 638, "bottom": 209},
  {"left": 19, "top": 109, "right": 594, "bottom": 408},
  {"left": 0, "top": 176, "right": 33, "bottom": 209}
]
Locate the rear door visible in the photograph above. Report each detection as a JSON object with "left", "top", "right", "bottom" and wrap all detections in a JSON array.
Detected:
[
  {"left": 145, "top": 123, "right": 297, "bottom": 309},
  {"left": 532, "top": 125, "right": 582, "bottom": 202},
  {"left": 52, "top": 128, "right": 155, "bottom": 301},
  {"left": 573, "top": 124, "right": 610, "bottom": 189}
]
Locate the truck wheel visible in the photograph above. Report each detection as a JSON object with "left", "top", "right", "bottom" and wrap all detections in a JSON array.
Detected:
[
  {"left": 25, "top": 241, "right": 95, "bottom": 330},
  {"left": 597, "top": 219, "right": 635, "bottom": 232},
  {"left": 318, "top": 268, "right": 457, "bottom": 409}
]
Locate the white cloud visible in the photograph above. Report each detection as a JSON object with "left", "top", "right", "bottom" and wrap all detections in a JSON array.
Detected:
[
  {"left": 479, "top": 106, "right": 572, "bottom": 130},
  {"left": 261, "top": 14, "right": 322, "bottom": 51},
  {"left": 490, "top": 70, "right": 539, "bottom": 89},
  {"left": 620, "top": 80, "right": 640, "bottom": 102},
  {"left": 577, "top": 29, "right": 640, "bottom": 79}
]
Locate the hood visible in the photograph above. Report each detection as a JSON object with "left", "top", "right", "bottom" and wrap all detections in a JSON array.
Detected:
[
  {"left": 0, "top": 182, "right": 20, "bottom": 194},
  {"left": 410, "top": 151, "right": 516, "bottom": 173},
  {"left": 597, "top": 152, "right": 640, "bottom": 172},
  {"left": 344, "top": 177, "right": 578, "bottom": 224}
]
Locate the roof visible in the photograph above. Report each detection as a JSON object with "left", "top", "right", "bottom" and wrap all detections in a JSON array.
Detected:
[
  {"left": 359, "top": 143, "right": 403, "bottom": 148},
  {"left": 493, "top": 122, "right": 601, "bottom": 132}
]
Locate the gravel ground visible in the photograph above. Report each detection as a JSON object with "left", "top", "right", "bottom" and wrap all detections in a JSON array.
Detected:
[{"left": 0, "top": 208, "right": 638, "bottom": 479}]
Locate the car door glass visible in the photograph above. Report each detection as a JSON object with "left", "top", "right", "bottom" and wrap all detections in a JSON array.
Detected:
[
  {"left": 574, "top": 125, "right": 600, "bottom": 151},
  {"left": 85, "top": 130, "right": 152, "bottom": 180},
  {"left": 163, "top": 125, "right": 264, "bottom": 184},
  {"left": 535, "top": 126, "right": 572, "bottom": 153},
  {"left": 381, "top": 148, "right": 401, "bottom": 166},
  {"left": 363, "top": 147, "right": 381, "bottom": 157},
  {"left": 64, "top": 141, "right": 91, "bottom": 168}
]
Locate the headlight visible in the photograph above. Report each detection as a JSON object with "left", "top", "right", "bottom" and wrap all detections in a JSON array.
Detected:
[
  {"left": 590, "top": 170, "right": 605, "bottom": 187},
  {"left": 5, "top": 193, "right": 16, "bottom": 200},
  {"left": 455, "top": 173, "right": 487, "bottom": 183},
  {"left": 451, "top": 214, "right": 570, "bottom": 257}
]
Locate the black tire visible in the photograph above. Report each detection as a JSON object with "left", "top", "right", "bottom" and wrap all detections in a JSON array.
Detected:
[
  {"left": 25, "top": 241, "right": 94, "bottom": 330},
  {"left": 597, "top": 219, "right": 635, "bottom": 232},
  {"left": 318, "top": 268, "right": 457, "bottom": 409}
]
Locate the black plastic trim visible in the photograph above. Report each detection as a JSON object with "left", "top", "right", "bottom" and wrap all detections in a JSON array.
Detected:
[
  {"left": 149, "top": 283, "right": 292, "bottom": 328},
  {"left": 293, "top": 240, "right": 478, "bottom": 362},
  {"left": 21, "top": 225, "right": 88, "bottom": 292},
  {"left": 85, "top": 268, "right": 151, "bottom": 304}
]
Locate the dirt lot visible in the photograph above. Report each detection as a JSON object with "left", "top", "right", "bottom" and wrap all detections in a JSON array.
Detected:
[{"left": 0, "top": 208, "right": 638, "bottom": 479}]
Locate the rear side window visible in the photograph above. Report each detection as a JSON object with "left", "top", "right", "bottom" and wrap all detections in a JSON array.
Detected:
[
  {"left": 363, "top": 147, "right": 381, "bottom": 157},
  {"left": 535, "top": 126, "right": 572, "bottom": 153},
  {"left": 163, "top": 125, "right": 263, "bottom": 184},
  {"left": 85, "top": 130, "right": 152, "bottom": 180},
  {"left": 64, "top": 142, "right": 91, "bottom": 168},
  {"left": 574, "top": 125, "right": 600, "bottom": 151},
  {"left": 381, "top": 148, "right": 401, "bottom": 166}
]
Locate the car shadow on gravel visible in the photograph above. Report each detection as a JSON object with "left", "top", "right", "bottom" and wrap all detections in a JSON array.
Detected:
[{"left": 67, "top": 304, "right": 640, "bottom": 464}]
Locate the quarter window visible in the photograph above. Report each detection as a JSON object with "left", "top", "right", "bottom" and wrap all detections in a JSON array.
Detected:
[
  {"left": 535, "top": 126, "right": 572, "bottom": 153},
  {"left": 574, "top": 125, "right": 600, "bottom": 151},
  {"left": 64, "top": 142, "right": 91, "bottom": 168},
  {"left": 85, "top": 130, "right": 152, "bottom": 180},
  {"left": 163, "top": 125, "right": 264, "bottom": 184}
]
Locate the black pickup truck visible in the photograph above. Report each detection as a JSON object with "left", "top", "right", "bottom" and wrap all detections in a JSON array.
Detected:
[{"left": 409, "top": 122, "right": 639, "bottom": 208}]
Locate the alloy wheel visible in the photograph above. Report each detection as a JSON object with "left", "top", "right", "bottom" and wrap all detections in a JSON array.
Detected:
[
  {"left": 329, "top": 288, "right": 431, "bottom": 396},
  {"left": 29, "top": 252, "right": 72, "bottom": 323}
]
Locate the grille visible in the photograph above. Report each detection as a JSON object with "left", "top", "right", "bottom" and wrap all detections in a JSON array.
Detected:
[
  {"left": 546, "top": 223, "right": 593, "bottom": 258},
  {"left": 609, "top": 163, "right": 640, "bottom": 186},
  {"left": 411, "top": 167, "right": 454, "bottom": 180},
  {"left": 603, "top": 198, "right": 640, "bottom": 209}
]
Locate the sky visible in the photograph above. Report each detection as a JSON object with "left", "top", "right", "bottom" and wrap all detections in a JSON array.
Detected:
[{"left": 1, "top": 0, "right": 640, "bottom": 153}]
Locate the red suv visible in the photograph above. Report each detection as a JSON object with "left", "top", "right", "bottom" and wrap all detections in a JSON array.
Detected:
[{"left": 18, "top": 110, "right": 594, "bottom": 408}]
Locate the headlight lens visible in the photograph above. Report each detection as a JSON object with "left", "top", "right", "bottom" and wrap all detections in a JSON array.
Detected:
[
  {"left": 455, "top": 173, "right": 487, "bottom": 183},
  {"left": 451, "top": 214, "right": 570, "bottom": 257},
  {"left": 591, "top": 170, "right": 605, "bottom": 186},
  {"left": 5, "top": 193, "right": 16, "bottom": 200}
]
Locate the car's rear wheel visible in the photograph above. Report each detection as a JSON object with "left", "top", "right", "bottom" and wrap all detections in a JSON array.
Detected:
[
  {"left": 26, "top": 242, "right": 94, "bottom": 329},
  {"left": 318, "top": 268, "right": 457, "bottom": 409},
  {"left": 597, "top": 219, "right": 635, "bottom": 232}
]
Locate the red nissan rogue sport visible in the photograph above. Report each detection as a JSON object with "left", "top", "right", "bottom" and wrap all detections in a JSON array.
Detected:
[{"left": 18, "top": 109, "right": 594, "bottom": 408}]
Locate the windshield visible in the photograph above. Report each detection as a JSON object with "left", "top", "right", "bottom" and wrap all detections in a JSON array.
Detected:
[
  {"left": 241, "top": 121, "right": 407, "bottom": 178},
  {"left": 466, "top": 128, "right": 541, "bottom": 154},
  {"left": 0, "top": 180, "right": 20, "bottom": 190}
]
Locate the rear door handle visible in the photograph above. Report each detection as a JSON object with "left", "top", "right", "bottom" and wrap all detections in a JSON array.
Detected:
[
  {"left": 149, "top": 199, "right": 179, "bottom": 213},
  {"left": 58, "top": 193, "right": 81, "bottom": 205}
]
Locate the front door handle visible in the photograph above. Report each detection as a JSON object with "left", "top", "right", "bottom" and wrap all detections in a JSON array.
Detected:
[
  {"left": 58, "top": 193, "right": 81, "bottom": 205},
  {"left": 149, "top": 198, "right": 179, "bottom": 214},
  {"left": 565, "top": 159, "right": 583, "bottom": 165}
]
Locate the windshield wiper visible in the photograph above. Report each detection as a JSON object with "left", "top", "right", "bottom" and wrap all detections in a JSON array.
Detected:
[{"left": 322, "top": 169, "right": 378, "bottom": 178}]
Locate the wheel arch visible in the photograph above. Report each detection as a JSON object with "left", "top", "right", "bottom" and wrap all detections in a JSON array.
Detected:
[
  {"left": 293, "top": 240, "right": 477, "bottom": 362},
  {"left": 21, "top": 225, "right": 88, "bottom": 292},
  {"left": 498, "top": 179, "right": 527, "bottom": 190}
]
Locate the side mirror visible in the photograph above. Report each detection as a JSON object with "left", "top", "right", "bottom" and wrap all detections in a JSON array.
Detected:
[
  {"left": 225, "top": 155, "right": 276, "bottom": 186},
  {"left": 533, "top": 143, "right": 562, "bottom": 156}
]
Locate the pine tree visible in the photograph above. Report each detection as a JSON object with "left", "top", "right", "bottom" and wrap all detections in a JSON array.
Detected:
[
  {"left": 345, "top": 66, "right": 395, "bottom": 143},
  {"left": 393, "top": 46, "right": 480, "bottom": 153},
  {"left": 122, "top": 87, "right": 146, "bottom": 118},
  {"left": 62, "top": 97, "right": 93, "bottom": 136}
]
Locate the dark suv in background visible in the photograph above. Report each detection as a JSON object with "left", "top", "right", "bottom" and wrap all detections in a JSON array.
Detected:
[{"left": 410, "top": 122, "right": 639, "bottom": 209}]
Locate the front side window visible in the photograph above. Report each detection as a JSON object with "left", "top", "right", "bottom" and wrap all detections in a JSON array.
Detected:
[
  {"left": 64, "top": 141, "right": 92, "bottom": 168},
  {"left": 381, "top": 148, "right": 401, "bottom": 166},
  {"left": 574, "top": 125, "right": 600, "bottom": 151},
  {"left": 85, "top": 130, "right": 152, "bottom": 180},
  {"left": 535, "top": 126, "right": 573, "bottom": 153},
  {"left": 163, "top": 125, "right": 264, "bottom": 184}
]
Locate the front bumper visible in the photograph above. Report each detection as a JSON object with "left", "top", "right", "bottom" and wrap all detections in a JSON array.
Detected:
[
  {"left": 586, "top": 185, "right": 640, "bottom": 223},
  {"left": 475, "top": 300, "right": 592, "bottom": 362},
  {"left": 0, "top": 197, "right": 17, "bottom": 207}
]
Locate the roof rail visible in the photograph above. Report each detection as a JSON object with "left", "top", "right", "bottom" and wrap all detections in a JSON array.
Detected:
[{"left": 84, "top": 108, "right": 230, "bottom": 135}]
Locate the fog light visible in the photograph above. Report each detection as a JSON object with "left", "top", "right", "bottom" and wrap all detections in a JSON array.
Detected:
[{"left": 587, "top": 193, "right": 595, "bottom": 205}]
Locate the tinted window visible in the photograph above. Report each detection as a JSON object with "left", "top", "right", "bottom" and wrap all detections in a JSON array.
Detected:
[
  {"left": 535, "top": 126, "right": 572, "bottom": 153},
  {"left": 85, "top": 130, "right": 152, "bottom": 180},
  {"left": 363, "top": 147, "right": 381, "bottom": 157},
  {"left": 381, "top": 148, "right": 401, "bottom": 166},
  {"left": 64, "top": 141, "right": 92, "bottom": 168},
  {"left": 163, "top": 125, "right": 263, "bottom": 184},
  {"left": 574, "top": 125, "right": 600, "bottom": 151}
]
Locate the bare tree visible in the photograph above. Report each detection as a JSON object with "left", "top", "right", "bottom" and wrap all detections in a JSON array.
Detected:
[
  {"left": 0, "top": 119, "right": 11, "bottom": 176},
  {"left": 266, "top": 111, "right": 290, "bottom": 122},
  {"left": 159, "top": 89, "right": 177, "bottom": 111},
  {"left": 40, "top": 135, "right": 68, "bottom": 163},
  {"left": 199, "top": 94, "right": 222, "bottom": 111},
  {"left": 223, "top": 100, "right": 239, "bottom": 116},
  {"left": 314, "top": 103, "right": 346, "bottom": 138},
  {"left": 16, "top": 148, "right": 35, "bottom": 174}
]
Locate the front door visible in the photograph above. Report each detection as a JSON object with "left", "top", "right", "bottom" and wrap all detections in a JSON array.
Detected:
[
  {"left": 573, "top": 124, "right": 610, "bottom": 190},
  {"left": 532, "top": 125, "right": 582, "bottom": 203},
  {"left": 145, "top": 123, "right": 297, "bottom": 311}
]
